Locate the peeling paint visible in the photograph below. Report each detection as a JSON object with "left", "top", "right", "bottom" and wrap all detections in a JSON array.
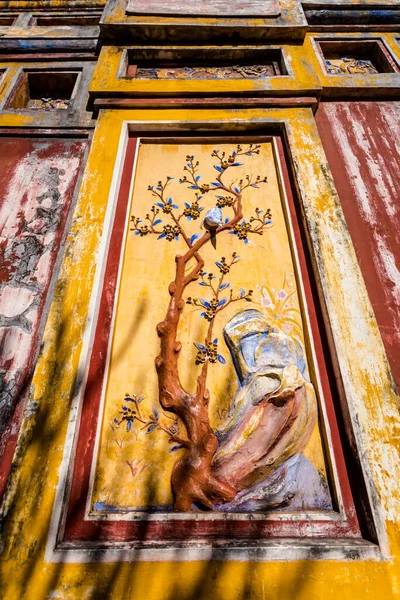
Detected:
[{"left": 0, "top": 138, "right": 87, "bottom": 446}]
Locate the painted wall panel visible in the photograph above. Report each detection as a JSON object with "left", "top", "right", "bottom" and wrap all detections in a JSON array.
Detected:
[
  {"left": 316, "top": 102, "right": 400, "bottom": 392},
  {"left": 0, "top": 136, "right": 88, "bottom": 489}
]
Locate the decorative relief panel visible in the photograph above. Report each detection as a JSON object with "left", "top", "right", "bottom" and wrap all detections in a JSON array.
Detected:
[
  {"left": 325, "top": 57, "right": 378, "bottom": 75},
  {"left": 59, "top": 137, "right": 360, "bottom": 550},
  {"left": 93, "top": 141, "right": 330, "bottom": 514},
  {"left": 133, "top": 64, "right": 280, "bottom": 80}
]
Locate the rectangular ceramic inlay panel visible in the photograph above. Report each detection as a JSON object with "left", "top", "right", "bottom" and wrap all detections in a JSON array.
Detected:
[
  {"left": 126, "top": 0, "right": 281, "bottom": 17},
  {"left": 62, "top": 136, "right": 360, "bottom": 548},
  {"left": 89, "top": 140, "right": 331, "bottom": 514}
]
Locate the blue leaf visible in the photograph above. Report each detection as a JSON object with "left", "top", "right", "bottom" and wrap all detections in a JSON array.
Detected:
[
  {"left": 215, "top": 261, "right": 223, "bottom": 268},
  {"left": 218, "top": 298, "right": 228, "bottom": 307},
  {"left": 218, "top": 354, "right": 227, "bottom": 365},
  {"left": 170, "top": 445, "right": 184, "bottom": 452},
  {"left": 200, "top": 299, "right": 211, "bottom": 308},
  {"left": 228, "top": 231, "right": 237, "bottom": 235},
  {"left": 157, "top": 233, "right": 167, "bottom": 239},
  {"left": 153, "top": 407, "right": 159, "bottom": 421},
  {"left": 244, "top": 238, "right": 249, "bottom": 244},
  {"left": 195, "top": 175, "right": 201, "bottom": 182},
  {"left": 225, "top": 217, "right": 230, "bottom": 223},
  {"left": 245, "top": 152, "right": 253, "bottom": 156},
  {"left": 189, "top": 185, "right": 199, "bottom": 190},
  {"left": 213, "top": 338, "right": 218, "bottom": 344},
  {"left": 250, "top": 184, "right": 259, "bottom": 188},
  {"left": 194, "top": 342, "right": 206, "bottom": 351},
  {"left": 153, "top": 219, "right": 162, "bottom": 226},
  {"left": 219, "top": 282, "right": 230, "bottom": 290},
  {"left": 113, "top": 418, "right": 119, "bottom": 424},
  {"left": 125, "top": 396, "right": 134, "bottom": 402},
  {"left": 231, "top": 162, "right": 243, "bottom": 167},
  {"left": 190, "top": 234, "right": 200, "bottom": 245},
  {"left": 146, "top": 423, "right": 157, "bottom": 434},
  {"left": 167, "top": 197, "right": 173, "bottom": 204},
  {"left": 137, "top": 394, "right": 145, "bottom": 403},
  {"left": 216, "top": 195, "right": 225, "bottom": 199},
  {"left": 122, "top": 406, "right": 128, "bottom": 411},
  {"left": 184, "top": 202, "right": 191, "bottom": 208},
  {"left": 127, "top": 420, "right": 132, "bottom": 432},
  {"left": 211, "top": 182, "right": 222, "bottom": 187},
  {"left": 134, "top": 231, "right": 141, "bottom": 235},
  {"left": 156, "top": 202, "right": 164, "bottom": 207},
  {"left": 175, "top": 235, "right": 180, "bottom": 241},
  {"left": 200, "top": 312, "right": 206, "bottom": 318},
  {"left": 239, "top": 288, "right": 245, "bottom": 298},
  {"left": 233, "top": 187, "right": 240, "bottom": 194},
  {"left": 187, "top": 215, "right": 192, "bottom": 221},
  {"left": 199, "top": 282, "right": 208, "bottom": 286},
  {"left": 232, "top": 151, "right": 236, "bottom": 157},
  {"left": 214, "top": 165, "right": 223, "bottom": 172},
  {"left": 172, "top": 204, "right": 179, "bottom": 209},
  {"left": 157, "top": 186, "right": 163, "bottom": 191}
]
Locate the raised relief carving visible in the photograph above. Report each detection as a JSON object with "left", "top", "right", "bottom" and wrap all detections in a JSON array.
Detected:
[
  {"left": 134, "top": 64, "right": 279, "bottom": 80},
  {"left": 91, "top": 142, "right": 332, "bottom": 515},
  {"left": 325, "top": 57, "right": 378, "bottom": 75}
]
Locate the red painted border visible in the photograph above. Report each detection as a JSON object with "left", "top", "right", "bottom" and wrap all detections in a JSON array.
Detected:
[
  {"left": 63, "top": 135, "right": 361, "bottom": 544},
  {"left": 0, "top": 136, "right": 89, "bottom": 502}
]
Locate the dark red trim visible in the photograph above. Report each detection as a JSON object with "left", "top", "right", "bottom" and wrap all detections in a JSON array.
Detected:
[
  {"left": 93, "top": 97, "right": 319, "bottom": 111},
  {"left": 63, "top": 135, "right": 361, "bottom": 544}
]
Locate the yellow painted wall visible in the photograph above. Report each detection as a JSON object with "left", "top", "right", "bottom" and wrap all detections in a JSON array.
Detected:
[{"left": 0, "top": 107, "right": 399, "bottom": 598}]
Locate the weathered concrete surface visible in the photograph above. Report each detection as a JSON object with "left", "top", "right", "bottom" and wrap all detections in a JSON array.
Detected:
[{"left": 316, "top": 101, "right": 400, "bottom": 393}]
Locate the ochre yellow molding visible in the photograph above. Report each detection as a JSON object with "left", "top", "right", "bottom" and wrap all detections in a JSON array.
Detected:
[
  {"left": 99, "top": 0, "right": 306, "bottom": 43},
  {"left": 1, "top": 108, "right": 400, "bottom": 599},
  {"left": 90, "top": 44, "right": 321, "bottom": 97},
  {"left": 306, "top": 32, "right": 400, "bottom": 95}
]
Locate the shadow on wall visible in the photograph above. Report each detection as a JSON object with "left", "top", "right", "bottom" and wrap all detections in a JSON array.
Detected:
[{"left": 0, "top": 289, "right": 322, "bottom": 600}]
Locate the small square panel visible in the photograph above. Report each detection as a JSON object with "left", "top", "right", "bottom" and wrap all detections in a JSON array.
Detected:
[{"left": 318, "top": 40, "right": 398, "bottom": 75}]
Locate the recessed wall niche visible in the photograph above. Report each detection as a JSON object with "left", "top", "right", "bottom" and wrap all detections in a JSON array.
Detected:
[
  {"left": 5, "top": 70, "right": 80, "bottom": 110},
  {"left": 317, "top": 39, "right": 399, "bottom": 75},
  {"left": 123, "top": 48, "right": 287, "bottom": 80}
]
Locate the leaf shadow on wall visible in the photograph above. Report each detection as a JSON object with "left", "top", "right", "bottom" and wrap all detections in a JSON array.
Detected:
[{"left": 1, "top": 291, "right": 319, "bottom": 600}]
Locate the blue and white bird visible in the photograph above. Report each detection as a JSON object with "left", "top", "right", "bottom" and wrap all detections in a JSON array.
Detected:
[
  {"left": 202, "top": 207, "right": 223, "bottom": 230},
  {"left": 201, "top": 207, "right": 223, "bottom": 249}
]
